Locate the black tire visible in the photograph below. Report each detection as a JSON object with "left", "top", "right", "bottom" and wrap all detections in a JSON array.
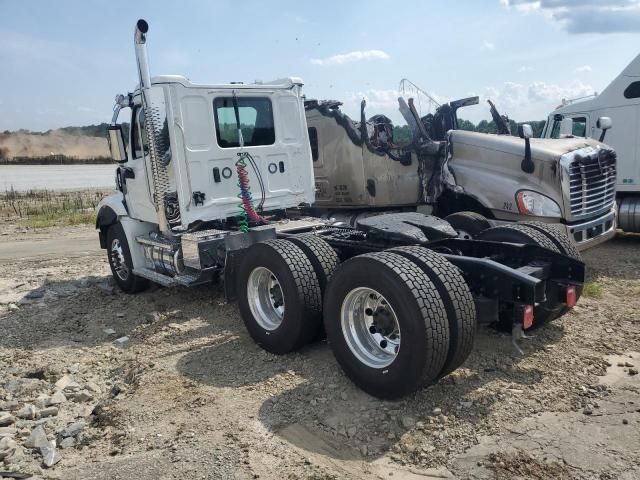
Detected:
[
  {"left": 517, "top": 221, "right": 583, "bottom": 319},
  {"left": 323, "top": 252, "right": 449, "bottom": 399},
  {"left": 390, "top": 246, "right": 476, "bottom": 377},
  {"left": 516, "top": 221, "right": 581, "bottom": 260},
  {"left": 288, "top": 235, "right": 339, "bottom": 294},
  {"left": 477, "top": 224, "right": 560, "bottom": 330},
  {"left": 445, "top": 211, "right": 491, "bottom": 239},
  {"left": 236, "top": 239, "right": 322, "bottom": 354},
  {"left": 106, "top": 223, "right": 149, "bottom": 294},
  {"left": 477, "top": 224, "right": 560, "bottom": 252}
]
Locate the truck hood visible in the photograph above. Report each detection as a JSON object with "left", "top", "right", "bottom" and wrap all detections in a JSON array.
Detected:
[{"left": 449, "top": 130, "right": 606, "bottom": 162}]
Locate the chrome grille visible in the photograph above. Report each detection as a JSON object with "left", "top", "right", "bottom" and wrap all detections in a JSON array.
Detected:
[{"left": 568, "top": 150, "right": 616, "bottom": 218}]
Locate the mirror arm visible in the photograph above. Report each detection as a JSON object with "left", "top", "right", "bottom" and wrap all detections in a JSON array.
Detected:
[
  {"left": 521, "top": 138, "right": 534, "bottom": 173},
  {"left": 360, "top": 99, "right": 367, "bottom": 143},
  {"left": 111, "top": 104, "right": 123, "bottom": 126}
]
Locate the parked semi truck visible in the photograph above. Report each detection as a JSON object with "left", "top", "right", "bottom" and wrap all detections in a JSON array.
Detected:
[
  {"left": 542, "top": 53, "right": 640, "bottom": 233},
  {"left": 305, "top": 96, "right": 616, "bottom": 249},
  {"left": 97, "top": 20, "right": 584, "bottom": 399}
]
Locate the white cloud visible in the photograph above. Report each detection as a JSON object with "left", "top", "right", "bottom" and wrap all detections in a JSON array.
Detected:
[
  {"left": 482, "top": 40, "right": 496, "bottom": 50},
  {"left": 310, "top": 50, "right": 390, "bottom": 66},
  {"left": 575, "top": 65, "right": 592, "bottom": 72},
  {"left": 350, "top": 89, "right": 399, "bottom": 110},
  {"left": 528, "top": 80, "right": 594, "bottom": 102},
  {"left": 518, "top": 65, "right": 534, "bottom": 72},
  {"left": 484, "top": 80, "right": 594, "bottom": 109},
  {"left": 339, "top": 80, "right": 595, "bottom": 125},
  {"left": 501, "top": 0, "right": 640, "bottom": 34}
]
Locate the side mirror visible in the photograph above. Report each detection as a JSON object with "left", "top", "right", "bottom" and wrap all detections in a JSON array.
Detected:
[
  {"left": 107, "top": 125, "right": 127, "bottom": 163},
  {"left": 597, "top": 116, "right": 612, "bottom": 130},
  {"left": 518, "top": 124, "right": 533, "bottom": 139},
  {"left": 597, "top": 116, "right": 612, "bottom": 142},
  {"left": 596, "top": 117, "right": 613, "bottom": 142},
  {"left": 518, "top": 124, "right": 534, "bottom": 174}
]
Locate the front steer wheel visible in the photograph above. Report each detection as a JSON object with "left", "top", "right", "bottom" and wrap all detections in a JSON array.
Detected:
[
  {"left": 445, "top": 211, "right": 491, "bottom": 239},
  {"left": 323, "top": 252, "right": 449, "bottom": 399},
  {"left": 106, "top": 223, "right": 148, "bottom": 294},
  {"left": 236, "top": 239, "right": 322, "bottom": 354}
]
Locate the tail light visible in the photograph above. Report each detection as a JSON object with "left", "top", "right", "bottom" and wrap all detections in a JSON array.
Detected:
[
  {"left": 566, "top": 286, "right": 577, "bottom": 308},
  {"left": 523, "top": 305, "right": 534, "bottom": 329}
]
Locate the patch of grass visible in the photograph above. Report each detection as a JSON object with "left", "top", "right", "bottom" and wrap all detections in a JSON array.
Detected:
[
  {"left": 1, "top": 188, "right": 106, "bottom": 228},
  {"left": 23, "top": 210, "right": 96, "bottom": 228},
  {"left": 583, "top": 281, "right": 604, "bottom": 298}
]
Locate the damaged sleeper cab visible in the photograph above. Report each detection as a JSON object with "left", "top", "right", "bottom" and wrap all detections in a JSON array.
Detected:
[{"left": 304, "top": 97, "right": 616, "bottom": 250}]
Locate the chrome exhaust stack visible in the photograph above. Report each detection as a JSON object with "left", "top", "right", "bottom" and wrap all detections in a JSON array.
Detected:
[
  {"left": 134, "top": 20, "right": 152, "bottom": 92},
  {"left": 133, "top": 19, "right": 173, "bottom": 234}
]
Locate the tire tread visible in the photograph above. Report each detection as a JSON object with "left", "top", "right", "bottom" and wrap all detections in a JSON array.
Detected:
[
  {"left": 390, "top": 246, "right": 476, "bottom": 377},
  {"left": 517, "top": 221, "right": 581, "bottom": 260},
  {"left": 288, "top": 235, "right": 339, "bottom": 293},
  {"left": 325, "top": 251, "right": 450, "bottom": 396}
]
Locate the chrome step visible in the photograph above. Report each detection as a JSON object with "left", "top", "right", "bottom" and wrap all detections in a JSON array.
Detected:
[
  {"left": 133, "top": 266, "right": 216, "bottom": 287},
  {"left": 132, "top": 267, "right": 177, "bottom": 287}
]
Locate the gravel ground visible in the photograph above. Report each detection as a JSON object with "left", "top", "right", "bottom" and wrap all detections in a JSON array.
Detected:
[{"left": 0, "top": 223, "right": 638, "bottom": 479}]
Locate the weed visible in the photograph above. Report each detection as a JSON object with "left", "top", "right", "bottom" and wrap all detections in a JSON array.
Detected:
[
  {"left": 1, "top": 188, "right": 107, "bottom": 228},
  {"left": 583, "top": 281, "right": 604, "bottom": 298}
]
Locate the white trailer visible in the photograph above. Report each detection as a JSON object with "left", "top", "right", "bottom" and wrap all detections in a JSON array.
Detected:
[{"left": 542, "top": 54, "right": 640, "bottom": 233}]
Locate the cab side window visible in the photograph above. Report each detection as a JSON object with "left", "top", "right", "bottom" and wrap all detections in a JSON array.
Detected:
[
  {"left": 308, "top": 127, "right": 319, "bottom": 161},
  {"left": 571, "top": 117, "right": 587, "bottom": 137},
  {"left": 624, "top": 81, "right": 640, "bottom": 99},
  {"left": 131, "top": 107, "right": 144, "bottom": 159}
]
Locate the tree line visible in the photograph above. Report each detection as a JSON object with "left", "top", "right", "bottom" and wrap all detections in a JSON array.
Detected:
[{"left": 393, "top": 118, "right": 546, "bottom": 145}]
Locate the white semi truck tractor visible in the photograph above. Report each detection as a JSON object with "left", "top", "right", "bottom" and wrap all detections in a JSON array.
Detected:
[
  {"left": 97, "top": 20, "right": 586, "bottom": 399},
  {"left": 543, "top": 53, "right": 640, "bottom": 233}
]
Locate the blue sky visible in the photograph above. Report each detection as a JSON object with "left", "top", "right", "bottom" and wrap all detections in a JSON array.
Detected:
[{"left": 1, "top": 0, "right": 640, "bottom": 131}]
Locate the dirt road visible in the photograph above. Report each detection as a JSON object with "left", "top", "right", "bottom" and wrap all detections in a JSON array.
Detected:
[
  {"left": 0, "top": 225, "right": 99, "bottom": 264},
  {"left": 0, "top": 223, "right": 639, "bottom": 479}
]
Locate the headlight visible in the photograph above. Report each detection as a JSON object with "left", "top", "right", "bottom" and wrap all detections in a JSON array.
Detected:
[{"left": 516, "top": 190, "right": 561, "bottom": 217}]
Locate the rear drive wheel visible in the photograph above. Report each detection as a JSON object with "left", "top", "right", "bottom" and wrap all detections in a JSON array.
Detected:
[
  {"left": 390, "top": 246, "right": 476, "bottom": 377},
  {"left": 106, "top": 223, "right": 148, "bottom": 294},
  {"left": 477, "top": 224, "right": 561, "bottom": 330},
  {"left": 288, "top": 235, "right": 339, "bottom": 294},
  {"left": 323, "top": 252, "right": 449, "bottom": 399},
  {"left": 445, "top": 211, "right": 491, "bottom": 239},
  {"left": 237, "top": 239, "right": 322, "bottom": 354}
]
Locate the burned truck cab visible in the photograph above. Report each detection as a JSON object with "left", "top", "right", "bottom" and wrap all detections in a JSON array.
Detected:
[
  {"left": 305, "top": 99, "right": 442, "bottom": 225},
  {"left": 304, "top": 95, "right": 617, "bottom": 250}
]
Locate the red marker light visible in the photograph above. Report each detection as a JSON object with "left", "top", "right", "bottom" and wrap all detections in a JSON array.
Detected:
[
  {"left": 566, "top": 286, "right": 577, "bottom": 308},
  {"left": 523, "top": 305, "right": 534, "bottom": 329}
]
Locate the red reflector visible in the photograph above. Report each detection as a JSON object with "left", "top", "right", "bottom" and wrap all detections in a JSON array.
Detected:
[
  {"left": 566, "top": 286, "right": 577, "bottom": 308},
  {"left": 523, "top": 305, "right": 534, "bottom": 329}
]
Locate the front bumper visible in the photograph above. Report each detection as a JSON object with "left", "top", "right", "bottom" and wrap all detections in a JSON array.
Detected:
[{"left": 562, "top": 207, "right": 616, "bottom": 251}]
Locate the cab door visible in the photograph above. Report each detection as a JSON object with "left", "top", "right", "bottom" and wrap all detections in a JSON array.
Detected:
[{"left": 123, "top": 106, "right": 157, "bottom": 222}]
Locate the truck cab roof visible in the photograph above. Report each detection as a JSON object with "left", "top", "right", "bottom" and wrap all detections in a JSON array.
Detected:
[{"left": 146, "top": 75, "right": 304, "bottom": 90}]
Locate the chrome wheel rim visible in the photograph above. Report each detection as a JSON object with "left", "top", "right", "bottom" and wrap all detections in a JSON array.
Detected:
[
  {"left": 247, "top": 267, "right": 285, "bottom": 331},
  {"left": 340, "top": 287, "right": 400, "bottom": 369},
  {"left": 110, "top": 239, "right": 129, "bottom": 281}
]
